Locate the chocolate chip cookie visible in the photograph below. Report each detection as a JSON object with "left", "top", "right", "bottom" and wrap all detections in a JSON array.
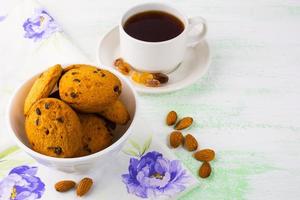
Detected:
[
  {"left": 59, "top": 64, "right": 122, "bottom": 113},
  {"left": 76, "top": 114, "right": 113, "bottom": 157},
  {"left": 25, "top": 98, "right": 83, "bottom": 158},
  {"left": 99, "top": 100, "right": 130, "bottom": 125},
  {"left": 24, "top": 64, "right": 63, "bottom": 116}
]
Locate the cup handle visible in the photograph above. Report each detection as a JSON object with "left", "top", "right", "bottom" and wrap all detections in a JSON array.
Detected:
[{"left": 187, "top": 16, "right": 207, "bottom": 47}]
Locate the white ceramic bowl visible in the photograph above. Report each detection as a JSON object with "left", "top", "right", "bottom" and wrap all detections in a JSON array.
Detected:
[{"left": 6, "top": 67, "right": 138, "bottom": 173}]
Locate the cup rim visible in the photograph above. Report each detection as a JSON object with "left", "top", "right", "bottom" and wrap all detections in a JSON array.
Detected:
[
  {"left": 119, "top": 2, "right": 188, "bottom": 45},
  {"left": 6, "top": 66, "right": 139, "bottom": 164}
]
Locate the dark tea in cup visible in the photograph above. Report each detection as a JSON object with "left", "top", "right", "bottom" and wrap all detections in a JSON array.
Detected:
[{"left": 123, "top": 11, "right": 184, "bottom": 42}]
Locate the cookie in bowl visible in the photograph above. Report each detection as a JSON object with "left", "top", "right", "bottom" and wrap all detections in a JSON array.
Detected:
[
  {"left": 23, "top": 64, "right": 63, "bottom": 116},
  {"left": 76, "top": 114, "right": 113, "bottom": 157},
  {"left": 99, "top": 99, "right": 130, "bottom": 125},
  {"left": 59, "top": 64, "right": 122, "bottom": 113},
  {"left": 25, "top": 98, "right": 83, "bottom": 158}
]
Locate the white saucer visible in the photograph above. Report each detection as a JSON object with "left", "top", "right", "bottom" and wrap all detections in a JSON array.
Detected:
[{"left": 97, "top": 26, "right": 211, "bottom": 94}]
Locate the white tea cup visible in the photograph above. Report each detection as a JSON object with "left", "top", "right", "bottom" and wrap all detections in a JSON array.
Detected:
[{"left": 119, "top": 2, "right": 207, "bottom": 73}]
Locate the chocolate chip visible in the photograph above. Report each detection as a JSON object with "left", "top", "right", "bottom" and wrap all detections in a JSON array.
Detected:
[
  {"left": 45, "top": 129, "right": 49, "bottom": 135},
  {"left": 54, "top": 147, "right": 62, "bottom": 155},
  {"left": 93, "top": 70, "right": 98, "bottom": 73},
  {"left": 83, "top": 145, "right": 92, "bottom": 153},
  {"left": 45, "top": 103, "right": 51, "bottom": 109},
  {"left": 114, "top": 85, "right": 120, "bottom": 94},
  {"left": 48, "top": 147, "right": 62, "bottom": 155},
  {"left": 35, "top": 108, "right": 41, "bottom": 115},
  {"left": 87, "top": 137, "right": 92, "bottom": 142},
  {"left": 35, "top": 119, "right": 39, "bottom": 126},
  {"left": 56, "top": 117, "right": 64, "bottom": 123},
  {"left": 70, "top": 92, "right": 78, "bottom": 98},
  {"left": 65, "top": 93, "right": 68, "bottom": 97},
  {"left": 73, "top": 78, "right": 81, "bottom": 82},
  {"left": 71, "top": 72, "right": 78, "bottom": 75},
  {"left": 32, "top": 142, "right": 35, "bottom": 146},
  {"left": 60, "top": 136, "right": 63, "bottom": 139},
  {"left": 101, "top": 72, "right": 105, "bottom": 77}
]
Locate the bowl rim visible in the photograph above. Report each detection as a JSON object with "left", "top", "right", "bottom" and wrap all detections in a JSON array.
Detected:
[{"left": 6, "top": 65, "right": 139, "bottom": 164}]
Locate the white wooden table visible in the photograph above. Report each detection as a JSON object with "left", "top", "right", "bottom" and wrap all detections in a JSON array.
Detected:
[{"left": 1, "top": 0, "right": 300, "bottom": 199}]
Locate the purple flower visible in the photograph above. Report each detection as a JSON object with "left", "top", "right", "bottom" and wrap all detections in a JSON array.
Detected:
[
  {"left": 0, "top": 165, "right": 45, "bottom": 200},
  {"left": 23, "top": 8, "right": 61, "bottom": 42},
  {"left": 0, "top": 15, "right": 6, "bottom": 22},
  {"left": 122, "top": 151, "right": 190, "bottom": 198}
]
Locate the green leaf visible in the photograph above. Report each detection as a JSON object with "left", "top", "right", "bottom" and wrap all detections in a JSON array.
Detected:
[
  {"left": 0, "top": 146, "right": 19, "bottom": 159},
  {"left": 122, "top": 148, "right": 139, "bottom": 157},
  {"left": 141, "top": 136, "right": 152, "bottom": 156},
  {"left": 129, "top": 139, "right": 142, "bottom": 155}
]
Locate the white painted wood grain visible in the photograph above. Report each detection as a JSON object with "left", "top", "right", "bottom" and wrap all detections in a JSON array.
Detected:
[{"left": 0, "top": 0, "right": 299, "bottom": 199}]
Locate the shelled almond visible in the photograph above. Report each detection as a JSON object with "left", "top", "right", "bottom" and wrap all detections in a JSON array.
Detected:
[
  {"left": 175, "top": 117, "right": 193, "bottom": 130},
  {"left": 166, "top": 110, "right": 216, "bottom": 179},
  {"left": 199, "top": 161, "right": 211, "bottom": 178},
  {"left": 166, "top": 111, "right": 177, "bottom": 126},
  {"left": 169, "top": 131, "right": 183, "bottom": 148},
  {"left": 194, "top": 149, "right": 215, "bottom": 162},
  {"left": 76, "top": 177, "right": 93, "bottom": 197},
  {"left": 55, "top": 177, "right": 93, "bottom": 197},
  {"left": 184, "top": 134, "right": 198, "bottom": 151},
  {"left": 55, "top": 180, "right": 76, "bottom": 192},
  {"left": 152, "top": 73, "right": 169, "bottom": 84}
]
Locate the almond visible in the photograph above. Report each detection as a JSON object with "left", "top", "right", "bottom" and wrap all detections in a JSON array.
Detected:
[
  {"left": 194, "top": 149, "right": 215, "bottom": 162},
  {"left": 76, "top": 177, "right": 93, "bottom": 197},
  {"left": 184, "top": 134, "right": 198, "bottom": 151},
  {"left": 175, "top": 117, "right": 193, "bottom": 130},
  {"left": 55, "top": 180, "right": 76, "bottom": 192},
  {"left": 199, "top": 161, "right": 212, "bottom": 178},
  {"left": 166, "top": 111, "right": 177, "bottom": 126},
  {"left": 153, "top": 73, "right": 169, "bottom": 84},
  {"left": 169, "top": 131, "right": 183, "bottom": 148}
]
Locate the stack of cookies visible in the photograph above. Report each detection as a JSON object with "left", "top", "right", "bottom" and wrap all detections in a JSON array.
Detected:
[{"left": 24, "top": 64, "right": 130, "bottom": 158}]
